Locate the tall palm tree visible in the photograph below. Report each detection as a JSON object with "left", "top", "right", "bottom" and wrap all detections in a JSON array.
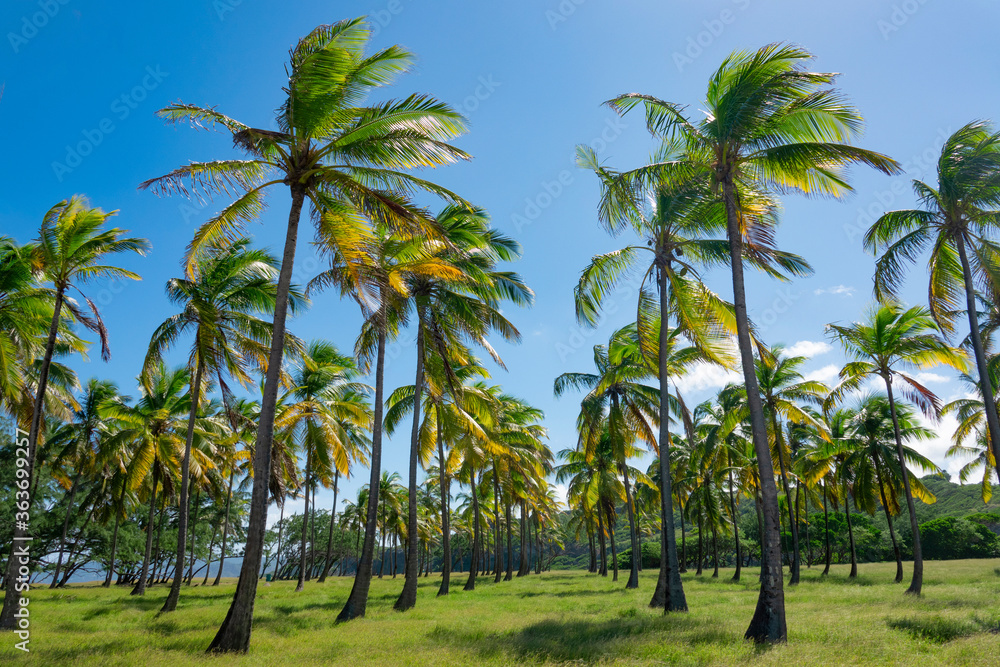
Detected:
[
  {"left": 147, "top": 239, "right": 295, "bottom": 612},
  {"left": 826, "top": 302, "right": 966, "bottom": 593},
  {"left": 866, "top": 121, "right": 1000, "bottom": 485},
  {"left": 750, "top": 346, "right": 828, "bottom": 584},
  {"left": 276, "top": 340, "right": 371, "bottom": 592},
  {"left": 603, "top": 43, "right": 900, "bottom": 643},
  {"left": 393, "top": 206, "right": 531, "bottom": 611},
  {"left": 848, "top": 394, "right": 937, "bottom": 583},
  {"left": 141, "top": 20, "right": 467, "bottom": 651},
  {"left": 0, "top": 197, "right": 148, "bottom": 629},
  {"left": 554, "top": 325, "right": 658, "bottom": 590},
  {"left": 944, "top": 370, "right": 1000, "bottom": 501},
  {"left": 0, "top": 238, "right": 52, "bottom": 412}
]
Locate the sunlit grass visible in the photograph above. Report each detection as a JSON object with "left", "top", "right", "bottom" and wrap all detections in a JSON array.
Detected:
[{"left": 1, "top": 559, "right": 999, "bottom": 665}]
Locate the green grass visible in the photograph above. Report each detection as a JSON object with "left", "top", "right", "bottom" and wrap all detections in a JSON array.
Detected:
[{"left": 2, "top": 560, "right": 1000, "bottom": 665}]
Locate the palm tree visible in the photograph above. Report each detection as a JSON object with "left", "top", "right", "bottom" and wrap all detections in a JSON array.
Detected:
[
  {"left": 826, "top": 302, "right": 966, "bottom": 593},
  {"left": 554, "top": 325, "right": 658, "bottom": 590},
  {"left": 141, "top": 20, "right": 467, "bottom": 651},
  {"left": 393, "top": 206, "right": 531, "bottom": 611},
  {"left": 603, "top": 43, "right": 900, "bottom": 644},
  {"left": 848, "top": 394, "right": 937, "bottom": 583},
  {"left": 750, "top": 346, "right": 828, "bottom": 584},
  {"left": 0, "top": 197, "right": 148, "bottom": 629},
  {"left": 45, "top": 378, "right": 120, "bottom": 588},
  {"left": 866, "top": 121, "right": 1000, "bottom": 485},
  {"left": 146, "top": 239, "right": 294, "bottom": 612},
  {"left": 0, "top": 238, "right": 52, "bottom": 412},
  {"left": 276, "top": 340, "right": 371, "bottom": 592},
  {"left": 944, "top": 371, "right": 1000, "bottom": 501}
]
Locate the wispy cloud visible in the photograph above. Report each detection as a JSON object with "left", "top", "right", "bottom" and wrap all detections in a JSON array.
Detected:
[
  {"left": 814, "top": 285, "right": 856, "bottom": 297},
  {"left": 674, "top": 362, "right": 741, "bottom": 394},
  {"left": 804, "top": 364, "right": 840, "bottom": 384},
  {"left": 786, "top": 340, "right": 833, "bottom": 358}
]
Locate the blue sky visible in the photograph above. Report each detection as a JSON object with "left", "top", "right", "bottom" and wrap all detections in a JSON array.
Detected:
[{"left": 2, "top": 0, "right": 998, "bottom": 521}]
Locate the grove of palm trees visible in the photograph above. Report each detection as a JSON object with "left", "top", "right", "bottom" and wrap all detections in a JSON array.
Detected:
[{"left": 2, "top": 5, "right": 999, "bottom": 666}]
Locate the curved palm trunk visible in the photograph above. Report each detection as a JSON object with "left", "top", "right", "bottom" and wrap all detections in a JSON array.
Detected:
[
  {"left": 883, "top": 380, "right": 923, "bottom": 594},
  {"left": 296, "top": 445, "right": 313, "bottom": 593},
  {"left": 336, "top": 307, "right": 388, "bottom": 620},
  {"left": 162, "top": 359, "right": 205, "bottom": 611},
  {"left": 464, "top": 467, "right": 480, "bottom": 591},
  {"left": 822, "top": 482, "right": 831, "bottom": 576},
  {"left": 723, "top": 182, "right": 786, "bottom": 643},
  {"left": 0, "top": 289, "right": 64, "bottom": 629},
  {"left": 620, "top": 459, "right": 640, "bottom": 589},
  {"left": 955, "top": 233, "right": 1000, "bottom": 484},
  {"left": 396, "top": 309, "right": 426, "bottom": 611},
  {"left": 436, "top": 415, "right": 451, "bottom": 595},
  {"left": 728, "top": 468, "right": 742, "bottom": 582},
  {"left": 652, "top": 272, "right": 687, "bottom": 611},
  {"left": 50, "top": 478, "right": 79, "bottom": 588},
  {"left": 209, "top": 186, "right": 305, "bottom": 652},
  {"left": 307, "top": 485, "right": 317, "bottom": 580},
  {"left": 873, "top": 456, "right": 903, "bottom": 583},
  {"left": 319, "top": 470, "right": 340, "bottom": 582},
  {"left": 213, "top": 468, "right": 236, "bottom": 586},
  {"left": 772, "top": 416, "right": 800, "bottom": 585},
  {"left": 844, "top": 477, "right": 858, "bottom": 578},
  {"left": 588, "top": 525, "right": 597, "bottom": 574},
  {"left": 131, "top": 466, "right": 160, "bottom": 596}
]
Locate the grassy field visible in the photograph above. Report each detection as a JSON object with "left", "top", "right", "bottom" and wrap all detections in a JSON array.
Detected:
[{"left": 1, "top": 560, "right": 999, "bottom": 665}]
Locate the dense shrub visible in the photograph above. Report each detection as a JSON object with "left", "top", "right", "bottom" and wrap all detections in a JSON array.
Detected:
[
  {"left": 616, "top": 541, "right": 660, "bottom": 569},
  {"left": 920, "top": 516, "right": 1000, "bottom": 560}
]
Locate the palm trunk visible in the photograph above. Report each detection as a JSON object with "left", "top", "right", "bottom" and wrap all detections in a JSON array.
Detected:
[
  {"left": 504, "top": 500, "right": 513, "bottom": 581},
  {"left": 729, "top": 468, "right": 742, "bottom": 582},
  {"left": 163, "top": 358, "right": 204, "bottom": 611},
  {"left": 318, "top": 470, "right": 340, "bottom": 582},
  {"left": 464, "top": 467, "right": 480, "bottom": 591},
  {"left": 203, "top": 525, "right": 219, "bottom": 585},
  {"left": 296, "top": 444, "right": 313, "bottom": 593},
  {"left": 395, "top": 308, "right": 425, "bottom": 610},
  {"left": 103, "top": 490, "right": 123, "bottom": 587},
  {"left": 712, "top": 523, "right": 720, "bottom": 578},
  {"left": 185, "top": 489, "right": 202, "bottom": 585},
  {"left": 652, "top": 270, "right": 687, "bottom": 611},
  {"left": 883, "top": 379, "right": 923, "bottom": 594},
  {"left": 723, "top": 180, "right": 786, "bottom": 644},
  {"left": 131, "top": 465, "right": 159, "bottom": 596},
  {"left": 955, "top": 232, "right": 1000, "bottom": 484},
  {"left": 517, "top": 499, "right": 529, "bottom": 577},
  {"left": 492, "top": 472, "right": 502, "bottom": 583},
  {"left": 50, "top": 478, "right": 79, "bottom": 588},
  {"left": 272, "top": 502, "right": 285, "bottom": 582},
  {"left": 436, "top": 414, "right": 451, "bottom": 595},
  {"left": 58, "top": 501, "right": 97, "bottom": 587},
  {"left": 609, "top": 516, "right": 619, "bottom": 582},
  {"left": 844, "top": 476, "right": 858, "bottom": 578},
  {"left": 696, "top": 511, "right": 704, "bottom": 575},
  {"left": 772, "top": 415, "right": 800, "bottom": 585},
  {"left": 337, "top": 305, "right": 388, "bottom": 621},
  {"left": 0, "top": 288, "right": 64, "bottom": 629},
  {"left": 597, "top": 508, "right": 607, "bottom": 577},
  {"left": 213, "top": 468, "right": 236, "bottom": 586},
  {"left": 822, "top": 482, "right": 831, "bottom": 576},
  {"left": 873, "top": 455, "right": 904, "bottom": 583},
  {"left": 680, "top": 507, "right": 687, "bottom": 572},
  {"left": 210, "top": 184, "right": 305, "bottom": 652},
  {"left": 307, "top": 485, "right": 317, "bottom": 580}
]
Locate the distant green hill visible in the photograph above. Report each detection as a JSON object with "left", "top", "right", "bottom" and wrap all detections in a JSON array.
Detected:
[{"left": 913, "top": 473, "right": 1000, "bottom": 523}]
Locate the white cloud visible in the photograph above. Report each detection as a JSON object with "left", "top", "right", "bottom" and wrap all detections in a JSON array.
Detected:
[
  {"left": 553, "top": 483, "right": 569, "bottom": 510},
  {"left": 786, "top": 340, "right": 832, "bottom": 358},
  {"left": 804, "top": 364, "right": 840, "bottom": 384},
  {"left": 911, "top": 372, "right": 950, "bottom": 385},
  {"left": 814, "top": 285, "right": 856, "bottom": 297},
  {"left": 674, "top": 362, "right": 741, "bottom": 394}
]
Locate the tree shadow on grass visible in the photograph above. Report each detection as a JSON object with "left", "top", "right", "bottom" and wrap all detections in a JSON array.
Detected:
[{"left": 430, "top": 613, "right": 769, "bottom": 663}]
